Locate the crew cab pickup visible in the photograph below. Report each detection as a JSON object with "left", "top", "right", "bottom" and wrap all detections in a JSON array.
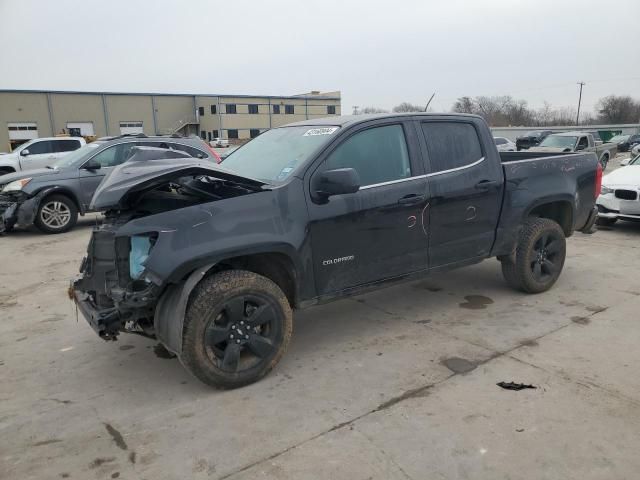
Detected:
[
  {"left": 529, "top": 131, "right": 617, "bottom": 169},
  {"left": 72, "top": 113, "right": 600, "bottom": 389}
]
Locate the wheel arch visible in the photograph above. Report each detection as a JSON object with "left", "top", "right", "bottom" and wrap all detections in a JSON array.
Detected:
[
  {"left": 525, "top": 198, "right": 574, "bottom": 237},
  {"left": 33, "top": 186, "right": 83, "bottom": 213},
  {"left": 154, "top": 249, "right": 300, "bottom": 356}
]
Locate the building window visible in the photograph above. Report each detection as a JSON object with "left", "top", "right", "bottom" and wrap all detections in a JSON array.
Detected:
[
  {"left": 226, "top": 104, "right": 237, "bottom": 114},
  {"left": 119, "top": 121, "right": 143, "bottom": 134},
  {"left": 198, "top": 106, "right": 205, "bottom": 116},
  {"left": 227, "top": 129, "right": 239, "bottom": 139},
  {"left": 212, "top": 130, "right": 219, "bottom": 138},
  {"left": 327, "top": 105, "right": 336, "bottom": 114},
  {"left": 285, "top": 105, "right": 295, "bottom": 114},
  {"left": 273, "top": 104, "right": 280, "bottom": 114},
  {"left": 210, "top": 105, "right": 217, "bottom": 114},
  {"left": 207, "top": 131, "right": 212, "bottom": 141},
  {"left": 248, "top": 104, "right": 259, "bottom": 114},
  {"left": 200, "top": 130, "right": 207, "bottom": 139},
  {"left": 250, "top": 129, "right": 260, "bottom": 138}
]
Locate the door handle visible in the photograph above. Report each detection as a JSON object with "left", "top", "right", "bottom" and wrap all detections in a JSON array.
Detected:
[
  {"left": 397, "top": 194, "right": 426, "bottom": 205},
  {"left": 475, "top": 180, "right": 498, "bottom": 190}
]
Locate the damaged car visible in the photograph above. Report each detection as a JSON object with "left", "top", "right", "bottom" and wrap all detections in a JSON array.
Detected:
[
  {"left": 0, "top": 135, "right": 219, "bottom": 234},
  {"left": 72, "top": 113, "right": 600, "bottom": 389}
]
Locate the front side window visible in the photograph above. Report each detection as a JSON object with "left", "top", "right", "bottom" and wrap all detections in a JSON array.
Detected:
[
  {"left": 577, "top": 137, "right": 589, "bottom": 148},
  {"left": 25, "top": 140, "right": 53, "bottom": 155},
  {"left": 325, "top": 124, "right": 411, "bottom": 187},
  {"left": 421, "top": 122, "right": 483, "bottom": 172}
]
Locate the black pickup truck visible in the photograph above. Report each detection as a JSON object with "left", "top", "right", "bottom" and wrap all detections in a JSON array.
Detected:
[{"left": 72, "top": 113, "right": 600, "bottom": 388}]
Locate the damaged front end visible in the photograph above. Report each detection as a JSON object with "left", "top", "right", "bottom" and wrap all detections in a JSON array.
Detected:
[
  {"left": 71, "top": 157, "right": 267, "bottom": 343},
  {"left": 0, "top": 190, "right": 40, "bottom": 233}
]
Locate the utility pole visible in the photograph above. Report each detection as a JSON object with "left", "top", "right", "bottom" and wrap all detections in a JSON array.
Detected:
[
  {"left": 576, "top": 82, "right": 585, "bottom": 126},
  {"left": 352, "top": 105, "right": 359, "bottom": 115}
]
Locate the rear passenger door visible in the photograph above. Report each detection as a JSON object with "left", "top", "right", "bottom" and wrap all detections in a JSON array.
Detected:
[{"left": 419, "top": 120, "right": 503, "bottom": 268}]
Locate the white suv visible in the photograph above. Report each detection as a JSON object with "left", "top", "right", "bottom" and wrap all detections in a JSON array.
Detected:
[{"left": 0, "top": 137, "right": 86, "bottom": 174}]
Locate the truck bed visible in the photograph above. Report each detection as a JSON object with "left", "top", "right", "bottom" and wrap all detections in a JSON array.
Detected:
[{"left": 490, "top": 150, "right": 599, "bottom": 256}]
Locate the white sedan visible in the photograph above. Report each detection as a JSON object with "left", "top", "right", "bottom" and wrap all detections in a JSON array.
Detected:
[
  {"left": 596, "top": 154, "right": 640, "bottom": 226},
  {"left": 494, "top": 137, "right": 516, "bottom": 152}
]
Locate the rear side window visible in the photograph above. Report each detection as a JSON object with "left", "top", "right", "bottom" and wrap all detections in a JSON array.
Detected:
[
  {"left": 325, "top": 124, "right": 411, "bottom": 187},
  {"left": 421, "top": 122, "right": 483, "bottom": 173},
  {"left": 54, "top": 139, "right": 81, "bottom": 152},
  {"left": 170, "top": 143, "right": 207, "bottom": 159},
  {"left": 26, "top": 140, "right": 53, "bottom": 155}
]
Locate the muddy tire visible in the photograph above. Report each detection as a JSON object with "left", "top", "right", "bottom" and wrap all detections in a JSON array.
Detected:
[
  {"left": 34, "top": 194, "right": 78, "bottom": 234},
  {"left": 500, "top": 218, "right": 566, "bottom": 294},
  {"left": 600, "top": 154, "right": 609, "bottom": 171},
  {"left": 180, "top": 269, "right": 293, "bottom": 389},
  {"left": 596, "top": 216, "right": 617, "bottom": 226}
]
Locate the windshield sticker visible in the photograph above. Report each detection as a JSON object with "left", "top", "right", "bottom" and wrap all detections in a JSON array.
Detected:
[{"left": 303, "top": 127, "right": 338, "bottom": 137}]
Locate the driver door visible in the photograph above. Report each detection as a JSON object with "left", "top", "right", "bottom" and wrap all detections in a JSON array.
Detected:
[
  {"left": 78, "top": 143, "right": 138, "bottom": 209},
  {"left": 19, "top": 140, "right": 56, "bottom": 170}
]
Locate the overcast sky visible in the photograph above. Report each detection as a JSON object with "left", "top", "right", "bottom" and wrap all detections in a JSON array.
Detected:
[{"left": 1, "top": 0, "right": 638, "bottom": 115}]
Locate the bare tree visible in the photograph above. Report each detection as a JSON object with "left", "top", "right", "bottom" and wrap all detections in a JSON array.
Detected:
[
  {"left": 452, "top": 96, "right": 475, "bottom": 114},
  {"left": 596, "top": 95, "right": 640, "bottom": 124},
  {"left": 358, "top": 106, "right": 389, "bottom": 114},
  {"left": 392, "top": 102, "right": 424, "bottom": 113}
]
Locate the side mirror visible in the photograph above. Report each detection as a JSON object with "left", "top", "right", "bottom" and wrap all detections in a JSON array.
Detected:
[
  {"left": 20, "top": 149, "right": 30, "bottom": 157},
  {"left": 314, "top": 168, "right": 360, "bottom": 199},
  {"left": 82, "top": 159, "right": 102, "bottom": 171}
]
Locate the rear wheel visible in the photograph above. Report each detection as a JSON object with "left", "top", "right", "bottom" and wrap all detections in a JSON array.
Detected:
[
  {"left": 501, "top": 218, "right": 566, "bottom": 293},
  {"left": 181, "top": 270, "right": 293, "bottom": 389},
  {"left": 600, "top": 154, "right": 609, "bottom": 170},
  {"left": 34, "top": 194, "right": 78, "bottom": 234}
]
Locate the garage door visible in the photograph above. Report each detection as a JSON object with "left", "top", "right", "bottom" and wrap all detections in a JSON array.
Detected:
[
  {"left": 8, "top": 122, "right": 38, "bottom": 140},
  {"left": 66, "top": 122, "right": 95, "bottom": 136},
  {"left": 120, "top": 121, "right": 143, "bottom": 135}
]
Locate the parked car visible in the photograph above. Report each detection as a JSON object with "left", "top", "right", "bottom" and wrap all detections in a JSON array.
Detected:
[
  {"left": 515, "top": 130, "right": 552, "bottom": 150},
  {"left": 71, "top": 113, "right": 600, "bottom": 389},
  {"left": 494, "top": 137, "right": 516, "bottom": 151},
  {"left": 529, "top": 132, "right": 617, "bottom": 169},
  {"left": 0, "top": 135, "right": 219, "bottom": 234},
  {"left": 0, "top": 137, "right": 86, "bottom": 174},
  {"left": 210, "top": 137, "right": 230, "bottom": 148},
  {"left": 596, "top": 154, "right": 640, "bottom": 226},
  {"left": 609, "top": 134, "right": 640, "bottom": 153}
]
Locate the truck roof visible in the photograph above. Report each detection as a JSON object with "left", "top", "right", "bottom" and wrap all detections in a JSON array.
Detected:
[
  {"left": 551, "top": 131, "right": 588, "bottom": 137},
  {"left": 282, "top": 112, "right": 483, "bottom": 128}
]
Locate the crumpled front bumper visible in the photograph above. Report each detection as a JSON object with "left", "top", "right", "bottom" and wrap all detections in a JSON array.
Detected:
[{"left": 0, "top": 192, "right": 41, "bottom": 232}]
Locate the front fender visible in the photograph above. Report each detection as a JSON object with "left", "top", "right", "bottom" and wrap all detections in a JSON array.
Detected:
[{"left": 154, "top": 263, "right": 215, "bottom": 355}]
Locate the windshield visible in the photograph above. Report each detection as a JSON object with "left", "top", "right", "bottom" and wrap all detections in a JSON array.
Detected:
[
  {"left": 539, "top": 135, "right": 577, "bottom": 148},
  {"left": 609, "top": 135, "right": 629, "bottom": 143},
  {"left": 221, "top": 126, "right": 339, "bottom": 183},
  {"left": 50, "top": 142, "right": 104, "bottom": 168}
]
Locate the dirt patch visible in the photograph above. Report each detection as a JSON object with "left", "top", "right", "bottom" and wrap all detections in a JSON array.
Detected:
[
  {"left": 89, "top": 457, "right": 116, "bottom": 469},
  {"left": 441, "top": 357, "right": 477, "bottom": 374},
  {"left": 571, "top": 316, "right": 590, "bottom": 325},
  {"left": 459, "top": 295, "right": 494, "bottom": 310},
  {"left": 104, "top": 423, "right": 127, "bottom": 450},
  {"left": 521, "top": 339, "right": 539, "bottom": 347},
  {"left": 119, "top": 345, "right": 135, "bottom": 351},
  {"left": 32, "top": 438, "right": 63, "bottom": 447}
]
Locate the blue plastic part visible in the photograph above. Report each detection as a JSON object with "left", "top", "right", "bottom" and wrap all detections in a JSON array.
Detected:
[{"left": 129, "top": 235, "right": 152, "bottom": 280}]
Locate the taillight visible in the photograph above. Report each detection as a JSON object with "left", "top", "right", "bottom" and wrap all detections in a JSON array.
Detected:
[
  {"left": 204, "top": 141, "right": 222, "bottom": 163},
  {"left": 594, "top": 162, "right": 602, "bottom": 198}
]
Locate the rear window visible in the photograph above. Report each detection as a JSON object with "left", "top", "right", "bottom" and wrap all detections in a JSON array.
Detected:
[
  {"left": 53, "top": 139, "right": 81, "bottom": 153},
  {"left": 421, "top": 122, "right": 483, "bottom": 173}
]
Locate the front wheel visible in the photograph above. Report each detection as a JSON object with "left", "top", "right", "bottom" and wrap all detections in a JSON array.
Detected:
[
  {"left": 180, "top": 270, "right": 293, "bottom": 389},
  {"left": 501, "top": 218, "right": 566, "bottom": 293},
  {"left": 34, "top": 194, "right": 78, "bottom": 234}
]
